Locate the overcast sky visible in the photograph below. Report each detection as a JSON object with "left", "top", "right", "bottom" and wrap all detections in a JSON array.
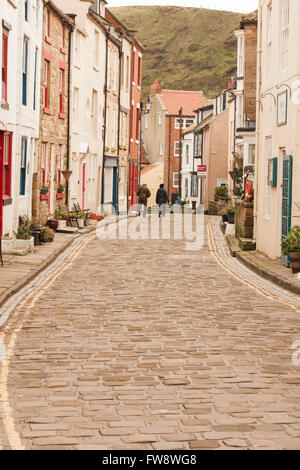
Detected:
[{"left": 107, "top": 0, "right": 258, "bottom": 13}]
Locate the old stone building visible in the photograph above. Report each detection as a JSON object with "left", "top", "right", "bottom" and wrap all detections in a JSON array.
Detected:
[
  {"left": 32, "top": 0, "right": 74, "bottom": 223},
  {"left": 143, "top": 80, "right": 206, "bottom": 202}
]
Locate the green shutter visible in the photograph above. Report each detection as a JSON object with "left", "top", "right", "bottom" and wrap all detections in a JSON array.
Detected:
[{"left": 272, "top": 157, "right": 278, "bottom": 187}]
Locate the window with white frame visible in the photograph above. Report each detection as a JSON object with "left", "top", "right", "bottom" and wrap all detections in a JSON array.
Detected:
[
  {"left": 281, "top": 0, "right": 289, "bottom": 72},
  {"left": 111, "top": 108, "right": 116, "bottom": 149},
  {"left": 173, "top": 172, "right": 179, "bottom": 188},
  {"left": 248, "top": 144, "right": 255, "bottom": 165},
  {"left": 113, "top": 51, "right": 117, "bottom": 92},
  {"left": 94, "top": 30, "right": 99, "bottom": 67},
  {"left": 91, "top": 90, "right": 98, "bottom": 137},
  {"left": 73, "top": 87, "right": 79, "bottom": 130},
  {"left": 267, "top": 3, "right": 272, "bottom": 80},
  {"left": 265, "top": 137, "right": 272, "bottom": 218},
  {"left": 157, "top": 112, "right": 162, "bottom": 125},
  {"left": 74, "top": 31, "right": 81, "bottom": 67},
  {"left": 174, "top": 141, "right": 180, "bottom": 157},
  {"left": 105, "top": 107, "right": 110, "bottom": 147},
  {"left": 184, "top": 178, "right": 189, "bottom": 198},
  {"left": 107, "top": 46, "right": 111, "bottom": 89},
  {"left": 160, "top": 142, "right": 164, "bottom": 156},
  {"left": 145, "top": 115, "right": 148, "bottom": 129},
  {"left": 185, "top": 144, "right": 190, "bottom": 166},
  {"left": 175, "top": 118, "right": 195, "bottom": 129},
  {"left": 237, "top": 35, "right": 244, "bottom": 77}
]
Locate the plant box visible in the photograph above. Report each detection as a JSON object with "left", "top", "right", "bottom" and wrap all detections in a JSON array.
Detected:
[
  {"left": 15, "top": 237, "right": 34, "bottom": 252},
  {"left": 56, "top": 192, "right": 65, "bottom": 199},
  {"left": 40, "top": 194, "right": 49, "bottom": 201},
  {"left": 290, "top": 253, "right": 300, "bottom": 274}
]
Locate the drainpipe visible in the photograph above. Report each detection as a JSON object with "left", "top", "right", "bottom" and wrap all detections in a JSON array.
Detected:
[
  {"left": 233, "top": 94, "right": 237, "bottom": 195},
  {"left": 254, "top": 2, "right": 262, "bottom": 242},
  {"left": 101, "top": 31, "right": 109, "bottom": 209},
  {"left": 66, "top": 26, "right": 73, "bottom": 208},
  {"left": 167, "top": 115, "right": 171, "bottom": 199},
  {"left": 116, "top": 39, "right": 122, "bottom": 214}
]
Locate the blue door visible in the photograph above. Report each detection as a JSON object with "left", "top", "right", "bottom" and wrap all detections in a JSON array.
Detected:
[
  {"left": 282, "top": 155, "right": 293, "bottom": 266},
  {"left": 112, "top": 167, "right": 118, "bottom": 213}
]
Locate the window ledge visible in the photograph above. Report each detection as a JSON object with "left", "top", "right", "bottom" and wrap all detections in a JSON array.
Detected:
[
  {"left": 45, "top": 36, "right": 52, "bottom": 45},
  {"left": 43, "top": 107, "right": 53, "bottom": 115},
  {"left": 93, "top": 65, "right": 100, "bottom": 72},
  {"left": 59, "top": 112, "right": 66, "bottom": 119},
  {"left": 1, "top": 101, "right": 9, "bottom": 110},
  {"left": 60, "top": 47, "right": 67, "bottom": 55}
]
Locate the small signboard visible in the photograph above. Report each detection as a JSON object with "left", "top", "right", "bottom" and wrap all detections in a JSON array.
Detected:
[{"left": 197, "top": 165, "right": 207, "bottom": 178}]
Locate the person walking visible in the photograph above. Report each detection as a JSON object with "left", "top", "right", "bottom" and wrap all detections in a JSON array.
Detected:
[
  {"left": 136, "top": 184, "right": 151, "bottom": 217},
  {"left": 156, "top": 183, "right": 169, "bottom": 217}
]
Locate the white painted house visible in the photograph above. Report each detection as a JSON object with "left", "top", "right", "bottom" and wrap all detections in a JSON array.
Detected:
[
  {"left": 54, "top": 0, "right": 106, "bottom": 214},
  {"left": 255, "top": 0, "right": 300, "bottom": 261},
  {"left": 0, "top": 0, "right": 42, "bottom": 238}
]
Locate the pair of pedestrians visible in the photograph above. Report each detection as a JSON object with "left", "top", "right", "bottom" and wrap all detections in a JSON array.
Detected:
[{"left": 136, "top": 183, "right": 169, "bottom": 217}]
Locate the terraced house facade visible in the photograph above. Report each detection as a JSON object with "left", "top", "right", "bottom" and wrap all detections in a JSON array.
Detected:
[{"left": 32, "top": 0, "right": 74, "bottom": 223}]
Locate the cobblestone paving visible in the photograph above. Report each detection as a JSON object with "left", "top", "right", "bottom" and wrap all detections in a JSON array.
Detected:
[{"left": 1, "top": 216, "right": 300, "bottom": 450}]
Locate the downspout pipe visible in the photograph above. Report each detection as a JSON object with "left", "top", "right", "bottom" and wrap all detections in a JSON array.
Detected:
[
  {"left": 66, "top": 26, "right": 73, "bottom": 208},
  {"left": 116, "top": 39, "right": 122, "bottom": 214},
  {"left": 254, "top": 2, "right": 262, "bottom": 242}
]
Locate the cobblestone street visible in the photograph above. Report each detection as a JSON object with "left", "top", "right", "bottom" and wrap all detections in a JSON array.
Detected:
[{"left": 1, "top": 216, "right": 300, "bottom": 450}]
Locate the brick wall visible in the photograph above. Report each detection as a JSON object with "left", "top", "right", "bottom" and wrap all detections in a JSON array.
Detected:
[{"left": 244, "top": 22, "right": 257, "bottom": 122}]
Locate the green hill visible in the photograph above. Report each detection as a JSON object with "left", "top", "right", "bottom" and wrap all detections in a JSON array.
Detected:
[{"left": 110, "top": 5, "right": 242, "bottom": 99}]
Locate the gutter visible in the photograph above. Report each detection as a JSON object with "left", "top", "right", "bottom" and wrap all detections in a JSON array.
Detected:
[
  {"left": 66, "top": 26, "right": 72, "bottom": 207},
  {"left": 254, "top": 2, "right": 262, "bottom": 243}
]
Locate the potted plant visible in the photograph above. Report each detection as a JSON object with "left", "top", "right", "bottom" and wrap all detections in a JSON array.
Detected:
[
  {"left": 40, "top": 184, "right": 49, "bottom": 195},
  {"left": 40, "top": 226, "right": 55, "bottom": 243},
  {"left": 227, "top": 206, "right": 236, "bottom": 225},
  {"left": 282, "top": 226, "right": 300, "bottom": 274},
  {"left": 57, "top": 182, "right": 65, "bottom": 194},
  {"left": 220, "top": 206, "right": 229, "bottom": 223},
  {"left": 214, "top": 186, "right": 228, "bottom": 202},
  {"left": 46, "top": 214, "right": 59, "bottom": 232},
  {"left": 15, "top": 216, "right": 34, "bottom": 251},
  {"left": 30, "top": 221, "right": 43, "bottom": 246}
]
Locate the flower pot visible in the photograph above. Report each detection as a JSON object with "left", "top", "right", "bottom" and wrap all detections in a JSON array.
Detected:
[
  {"left": 40, "top": 189, "right": 49, "bottom": 195},
  {"left": 222, "top": 214, "right": 229, "bottom": 223},
  {"left": 228, "top": 211, "right": 235, "bottom": 224},
  {"left": 290, "top": 252, "right": 300, "bottom": 274},
  {"left": 31, "top": 230, "right": 41, "bottom": 246},
  {"left": 78, "top": 219, "right": 84, "bottom": 229},
  {"left": 46, "top": 220, "right": 59, "bottom": 232},
  {"left": 57, "top": 188, "right": 64, "bottom": 193}
]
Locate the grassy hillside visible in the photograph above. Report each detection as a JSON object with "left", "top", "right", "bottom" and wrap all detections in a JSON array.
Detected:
[{"left": 110, "top": 6, "right": 242, "bottom": 99}]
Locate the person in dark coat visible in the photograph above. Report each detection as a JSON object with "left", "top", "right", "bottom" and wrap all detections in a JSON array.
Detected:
[
  {"left": 156, "top": 184, "right": 169, "bottom": 217},
  {"left": 136, "top": 184, "right": 151, "bottom": 216}
]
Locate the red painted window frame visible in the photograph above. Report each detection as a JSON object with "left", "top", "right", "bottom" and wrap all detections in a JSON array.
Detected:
[
  {"left": 1, "top": 131, "right": 12, "bottom": 197},
  {"left": 45, "top": 9, "right": 51, "bottom": 42},
  {"left": 41, "top": 142, "right": 47, "bottom": 185},
  {"left": 136, "top": 108, "right": 140, "bottom": 141},
  {"left": 58, "top": 145, "right": 62, "bottom": 183},
  {"left": 2, "top": 29, "right": 8, "bottom": 103},
  {"left": 43, "top": 59, "right": 50, "bottom": 111},
  {"left": 137, "top": 56, "right": 142, "bottom": 87},
  {"left": 59, "top": 68, "right": 64, "bottom": 114}
]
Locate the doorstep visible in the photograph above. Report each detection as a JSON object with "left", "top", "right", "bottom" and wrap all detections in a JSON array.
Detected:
[{"left": 226, "top": 235, "right": 300, "bottom": 296}]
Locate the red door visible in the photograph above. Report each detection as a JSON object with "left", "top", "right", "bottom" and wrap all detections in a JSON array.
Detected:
[{"left": 0, "top": 133, "right": 3, "bottom": 236}]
